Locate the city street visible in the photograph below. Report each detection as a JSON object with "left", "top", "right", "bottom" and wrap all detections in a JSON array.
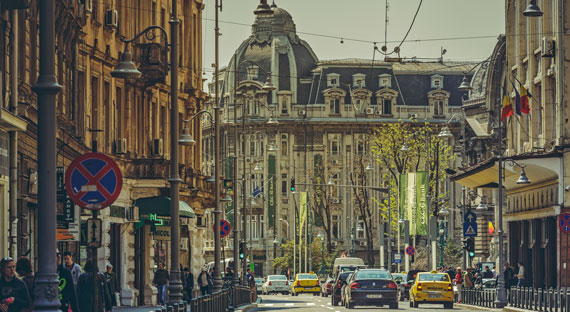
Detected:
[{"left": 251, "top": 294, "right": 472, "bottom": 312}]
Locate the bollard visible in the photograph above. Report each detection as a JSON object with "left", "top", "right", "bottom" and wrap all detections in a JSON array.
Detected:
[{"left": 539, "top": 288, "right": 543, "bottom": 311}]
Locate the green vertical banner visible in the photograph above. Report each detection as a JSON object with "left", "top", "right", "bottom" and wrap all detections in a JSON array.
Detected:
[
  {"left": 399, "top": 173, "right": 408, "bottom": 222},
  {"left": 415, "top": 171, "right": 428, "bottom": 236},
  {"left": 299, "top": 192, "right": 308, "bottom": 249},
  {"left": 268, "top": 155, "right": 276, "bottom": 228},
  {"left": 406, "top": 173, "right": 417, "bottom": 235}
]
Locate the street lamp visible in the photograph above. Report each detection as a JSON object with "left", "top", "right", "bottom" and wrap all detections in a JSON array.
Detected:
[
  {"left": 273, "top": 236, "right": 279, "bottom": 274},
  {"left": 523, "top": 0, "right": 543, "bottom": 17},
  {"left": 280, "top": 218, "right": 293, "bottom": 277},
  {"left": 438, "top": 219, "right": 447, "bottom": 268},
  {"left": 317, "top": 232, "right": 325, "bottom": 276},
  {"left": 111, "top": 16, "right": 186, "bottom": 301}
]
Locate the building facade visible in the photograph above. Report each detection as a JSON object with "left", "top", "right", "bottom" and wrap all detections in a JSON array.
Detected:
[
  {"left": 204, "top": 1, "right": 475, "bottom": 276},
  {"left": 1, "top": 0, "right": 210, "bottom": 306}
]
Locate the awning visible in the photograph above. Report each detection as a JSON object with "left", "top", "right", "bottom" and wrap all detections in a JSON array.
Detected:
[
  {"left": 135, "top": 196, "right": 195, "bottom": 218},
  {"left": 450, "top": 152, "right": 561, "bottom": 191}
]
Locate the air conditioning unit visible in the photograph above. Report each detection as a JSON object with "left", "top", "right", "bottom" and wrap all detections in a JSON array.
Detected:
[
  {"left": 375, "top": 110, "right": 382, "bottom": 115},
  {"left": 151, "top": 138, "right": 164, "bottom": 156},
  {"left": 125, "top": 205, "right": 139, "bottom": 222},
  {"left": 332, "top": 198, "right": 341, "bottom": 204},
  {"left": 359, "top": 241, "right": 367, "bottom": 247},
  {"left": 409, "top": 113, "right": 417, "bottom": 119},
  {"left": 331, "top": 159, "right": 340, "bottom": 165},
  {"left": 84, "top": 0, "right": 93, "bottom": 13},
  {"left": 541, "top": 37, "right": 555, "bottom": 57},
  {"left": 105, "top": 9, "right": 118, "bottom": 27},
  {"left": 298, "top": 110, "right": 306, "bottom": 116},
  {"left": 115, "top": 138, "right": 127, "bottom": 154},
  {"left": 365, "top": 108, "right": 374, "bottom": 115}
]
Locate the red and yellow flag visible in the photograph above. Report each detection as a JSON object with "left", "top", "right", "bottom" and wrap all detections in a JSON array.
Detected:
[
  {"left": 501, "top": 95, "right": 513, "bottom": 121},
  {"left": 488, "top": 222, "right": 495, "bottom": 235},
  {"left": 520, "top": 85, "right": 531, "bottom": 114}
]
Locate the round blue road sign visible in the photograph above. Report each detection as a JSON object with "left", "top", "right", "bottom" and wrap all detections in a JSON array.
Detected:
[
  {"left": 214, "top": 220, "right": 231, "bottom": 238},
  {"left": 65, "top": 153, "right": 123, "bottom": 210},
  {"left": 405, "top": 246, "right": 415, "bottom": 256},
  {"left": 559, "top": 212, "right": 570, "bottom": 234}
]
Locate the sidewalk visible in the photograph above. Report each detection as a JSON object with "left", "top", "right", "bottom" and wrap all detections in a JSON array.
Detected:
[
  {"left": 455, "top": 303, "right": 503, "bottom": 311},
  {"left": 111, "top": 306, "right": 163, "bottom": 312},
  {"left": 234, "top": 297, "right": 260, "bottom": 312}
]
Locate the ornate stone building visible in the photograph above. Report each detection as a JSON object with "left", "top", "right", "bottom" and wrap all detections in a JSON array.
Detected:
[
  {"left": 1, "top": 0, "right": 209, "bottom": 306},
  {"left": 204, "top": 1, "right": 474, "bottom": 276}
]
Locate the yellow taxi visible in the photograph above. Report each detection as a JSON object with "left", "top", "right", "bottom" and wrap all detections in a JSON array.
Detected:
[
  {"left": 290, "top": 273, "right": 320, "bottom": 296},
  {"left": 409, "top": 271, "right": 454, "bottom": 309}
]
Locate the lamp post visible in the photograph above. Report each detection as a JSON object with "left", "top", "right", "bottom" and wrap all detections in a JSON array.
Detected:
[
  {"left": 111, "top": 12, "right": 185, "bottom": 301},
  {"left": 33, "top": 1, "right": 62, "bottom": 311},
  {"left": 317, "top": 232, "right": 325, "bottom": 276},
  {"left": 280, "top": 218, "right": 293, "bottom": 277},
  {"left": 438, "top": 206, "right": 449, "bottom": 268}
]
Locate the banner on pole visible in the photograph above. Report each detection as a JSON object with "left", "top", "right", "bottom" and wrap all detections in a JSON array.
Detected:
[
  {"left": 268, "top": 155, "right": 276, "bottom": 227},
  {"left": 299, "top": 192, "right": 308, "bottom": 248},
  {"left": 400, "top": 172, "right": 428, "bottom": 236}
]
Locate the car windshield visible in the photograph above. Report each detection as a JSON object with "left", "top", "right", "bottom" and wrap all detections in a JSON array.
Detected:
[
  {"left": 355, "top": 270, "right": 391, "bottom": 280},
  {"left": 269, "top": 275, "right": 287, "bottom": 280},
  {"left": 418, "top": 274, "right": 450, "bottom": 282},
  {"left": 339, "top": 272, "right": 351, "bottom": 281},
  {"left": 298, "top": 274, "right": 317, "bottom": 280},
  {"left": 392, "top": 274, "right": 407, "bottom": 283}
]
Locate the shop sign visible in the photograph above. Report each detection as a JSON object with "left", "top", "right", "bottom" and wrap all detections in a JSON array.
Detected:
[{"left": 153, "top": 225, "right": 171, "bottom": 241}]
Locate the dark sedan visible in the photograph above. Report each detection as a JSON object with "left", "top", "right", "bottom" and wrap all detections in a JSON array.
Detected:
[
  {"left": 343, "top": 269, "right": 398, "bottom": 309},
  {"left": 331, "top": 271, "right": 352, "bottom": 306}
]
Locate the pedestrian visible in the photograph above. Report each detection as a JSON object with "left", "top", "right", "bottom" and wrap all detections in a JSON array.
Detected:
[
  {"left": 103, "top": 264, "right": 121, "bottom": 307},
  {"left": 15, "top": 258, "right": 34, "bottom": 302},
  {"left": 77, "top": 260, "right": 112, "bottom": 312},
  {"left": 183, "top": 268, "right": 194, "bottom": 301},
  {"left": 464, "top": 268, "right": 474, "bottom": 289},
  {"left": 482, "top": 265, "right": 494, "bottom": 279},
  {"left": 152, "top": 263, "right": 169, "bottom": 306},
  {"left": 62, "top": 251, "right": 82, "bottom": 287},
  {"left": 207, "top": 268, "right": 214, "bottom": 294},
  {"left": 225, "top": 267, "right": 233, "bottom": 278},
  {"left": 0, "top": 257, "right": 30, "bottom": 312},
  {"left": 247, "top": 269, "right": 256, "bottom": 302},
  {"left": 515, "top": 261, "right": 525, "bottom": 287},
  {"left": 454, "top": 268, "right": 463, "bottom": 303},
  {"left": 56, "top": 251, "right": 79, "bottom": 312},
  {"left": 197, "top": 268, "right": 209, "bottom": 296}
]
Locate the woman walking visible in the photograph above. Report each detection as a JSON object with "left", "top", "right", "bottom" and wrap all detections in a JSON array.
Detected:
[{"left": 0, "top": 257, "right": 30, "bottom": 312}]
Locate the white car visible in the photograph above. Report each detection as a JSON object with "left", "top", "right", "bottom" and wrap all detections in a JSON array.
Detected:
[{"left": 262, "top": 275, "right": 290, "bottom": 295}]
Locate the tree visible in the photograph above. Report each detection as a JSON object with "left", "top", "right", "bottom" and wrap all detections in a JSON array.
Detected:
[
  {"left": 309, "top": 157, "right": 335, "bottom": 254},
  {"left": 273, "top": 237, "right": 342, "bottom": 276},
  {"left": 370, "top": 120, "right": 454, "bottom": 263}
]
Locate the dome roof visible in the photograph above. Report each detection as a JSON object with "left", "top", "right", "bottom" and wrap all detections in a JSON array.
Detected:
[{"left": 224, "top": 2, "right": 319, "bottom": 105}]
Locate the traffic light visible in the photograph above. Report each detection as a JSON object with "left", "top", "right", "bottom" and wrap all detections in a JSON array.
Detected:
[
  {"left": 290, "top": 178, "right": 295, "bottom": 192},
  {"left": 466, "top": 237, "right": 475, "bottom": 258},
  {"left": 239, "top": 242, "right": 245, "bottom": 260},
  {"left": 223, "top": 179, "right": 233, "bottom": 189}
]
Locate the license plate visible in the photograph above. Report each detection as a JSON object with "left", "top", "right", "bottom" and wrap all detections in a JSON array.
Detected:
[
  {"left": 367, "top": 294, "right": 382, "bottom": 298},
  {"left": 305, "top": 287, "right": 314, "bottom": 290},
  {"left": 428, "top": 293, "right": 441, "bottom": 298}
]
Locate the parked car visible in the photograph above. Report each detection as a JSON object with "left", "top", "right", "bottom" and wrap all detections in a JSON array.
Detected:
[
  {"left": 320, "top": 276, "right": 334, "bottom": 297},
  {"left": 392, "top": 273, "right": 410, "bottom": 301},
  {"left": 262, "top": 275, "right": 290, "bottom": 295},
  {"left": 409, "top": 271, "right": 454, "bottom": 309},
  {"left": 331, "top": 271, "right": 352, "bottom": 306},
  {"left": 341, "top": 268, "right": 398, "bottom": 309},
  {"left": 290, "top": 273, "right": 320, "bottom": 296},
  {"left": 255, "top": 277, "right": 264, "bottom": 294}
]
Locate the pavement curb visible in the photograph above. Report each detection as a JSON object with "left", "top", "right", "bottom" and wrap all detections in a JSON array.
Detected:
[
  {"left": 234, "top": 303, "right": 258, "bottom": 312},
  {"left": 455, "top": 303, "right": 503, "bottom": 311},
  {"left": 503, "top": 307, "right": 529, "bottom": 312}
]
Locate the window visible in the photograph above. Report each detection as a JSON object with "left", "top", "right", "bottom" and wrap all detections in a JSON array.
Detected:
[
  {"left": 249, "top": 141, "right": 255, "bottom": 156},
  {"left": 434, "top": 100, "right": 444, "bottom": 116},
  {"left": 281, "top": 98, "right": 288, "bottom": 114},
  {"left": 431, "top": 75, "right": 444, "bottom": 89},
  {"left": 357, "top": 142, "right": 365, "bottom": 155},
  {"left": 331, "top": 141, "right": 339, "bottom": 155},
  {"left": 247, "top": 66, "right": 259, "bottom": 80},
  {"left": 281, "top": 174, "right": 288, "bottom": 196},
  {"left": 332, "top": 215, "right": 341, "bottom": 239},
  {"left": 330, "top": 98, "right": 340, "bottom": 114},
  {"left": 260, "top": 215, "right": 265, "bottom": 239},
  {"left": 353, "top": 74, "right": 366, "bottom": 88},
  {"left": 251, "top": 215, "right": 258, "bottom": 239},
  {"left": 382, "top": 99, "right": 392, "bottom": 115},
  {"left": 327, "top": 73, "right": 340, "bottom": 87},
  {"left": 356, "top": 221, "right": 365, "bottom": 239},
  {"left": 379, "top": 74, "right": 391, "bottom": 88},
  {"left": 281, "top": 138, "right": 288, "bottom": 156}
]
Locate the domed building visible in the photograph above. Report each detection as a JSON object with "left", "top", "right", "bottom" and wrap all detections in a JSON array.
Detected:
[{"left": 202, "top": 0, "right": 474, "bottom": 276}]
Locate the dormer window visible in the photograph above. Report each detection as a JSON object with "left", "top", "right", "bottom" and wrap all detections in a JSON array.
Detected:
[
  {"left": 431, "top": 74, "right": 444, "bottom": 89},
  {"left": 379, "top": 74, "right": 392, "bottom": 88},
  {"left": 327, "top": 73, "right": 340, "bottom": 88},
  {"left": 247, "top": 65, "right": 259, "bottom": 80},
  {"left": 353, "top": 73, "right": 366, "bottom": 88}
]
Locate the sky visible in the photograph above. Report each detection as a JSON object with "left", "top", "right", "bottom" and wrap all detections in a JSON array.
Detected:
[{"left": 201, "top": 0, "right": 505, "bottom": 83}]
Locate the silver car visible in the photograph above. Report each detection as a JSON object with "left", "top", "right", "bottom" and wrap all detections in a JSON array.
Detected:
[{"left": 262, "top": 275, "right": 290, "bottom": 295}]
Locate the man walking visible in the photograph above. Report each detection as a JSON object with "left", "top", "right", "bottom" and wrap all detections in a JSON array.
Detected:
[
  {"left": 197, "top": 268, "right": 209, "bottom": 296},
  {"left": 515, "top": 261, "right": 525, "bottom": 287},
  {"left": 152, "top": 263, "right": 169, "bottom": 306},
  {"left": 63, "top": 251, "right": 82, "bottom": 287},
  {"left": 104, "top": 264, "right": 121, "bottom": 306},
  {"left": 183, "top": 268, "right": 194, "bottom": 300}
]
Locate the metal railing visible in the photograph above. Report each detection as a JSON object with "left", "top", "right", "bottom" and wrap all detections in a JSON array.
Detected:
[
  {"left": 185, "top": 284, "right": 252, "bottom": 312},
  {"left": 509, "top": 287, "right": 570, "bottom": 312},
  {"left": 460, "top": 288, "right": 496, "bottom": 308}
]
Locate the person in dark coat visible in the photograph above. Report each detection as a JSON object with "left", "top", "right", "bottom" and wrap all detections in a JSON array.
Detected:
[
  {"left": 152, "top": 263, "right": 169, "bottom": 306},
  {"left": 183, "top": 268, "right": 194, "bottom": 301},
  {"left": 56, "top": 251, "right": 79, "bottom": 312},
  {"left": 0, "top": 257, "right": 30, "bottom": 312},
  {"left": 197, "top": 268, "right": 209, "bottom": 296},
  {"left": 15, "top": 258, "right": 34, "bottom": 303},
  {"left": 77, "top": 259, "right": 112, "bottom": 312},
  {"left": 104, "top": 264, "right": 120, "bottom": 307}
]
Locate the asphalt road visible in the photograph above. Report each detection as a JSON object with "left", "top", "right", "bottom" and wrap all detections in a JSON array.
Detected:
[{"left": 252, "top": 293, "right": 474, "bottom": 312}]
